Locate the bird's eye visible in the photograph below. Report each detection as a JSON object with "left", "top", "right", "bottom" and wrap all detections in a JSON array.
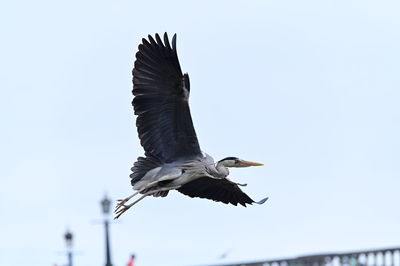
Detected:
[{"left": 234, "top": 159, "right": 239, "bottom": 164}]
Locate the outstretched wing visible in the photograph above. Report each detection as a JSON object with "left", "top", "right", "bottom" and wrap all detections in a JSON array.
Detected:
[
  {"left": 132, "top": 33, "right": 202, "bottom": 163},
  {"left": 177, "top": 177, "right": 268, "bottom": 206}
]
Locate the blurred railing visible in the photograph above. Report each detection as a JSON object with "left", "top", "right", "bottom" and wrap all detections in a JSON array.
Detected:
[{"left": 215, "top": 246, "right": 400, "bottom": 266}]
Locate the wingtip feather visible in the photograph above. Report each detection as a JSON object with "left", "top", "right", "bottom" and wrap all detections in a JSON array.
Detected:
[
  {"left": 172, "top": 34, "right": 177, "bottom": 51},
  {"left": 255, "top": 197, "right": 269, "bottom": 205},
  {"left": 155, "top": 33, "right": 164, "bottom": 47},
  {"left": 164, "top": 33, "right": 172, "bottom": 51}
]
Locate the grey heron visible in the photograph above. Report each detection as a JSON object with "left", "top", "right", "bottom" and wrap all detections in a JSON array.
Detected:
[{"left": 115, "top": 33, "right": 268, "bottom": 219}]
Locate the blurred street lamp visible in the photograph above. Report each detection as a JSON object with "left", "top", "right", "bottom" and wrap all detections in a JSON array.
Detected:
[
  {"left": 101, "top": 196, "right": 111, "bottom": 214},
  {"left": 64, "top": 230, "right": 73, "bottom": 266},
  {"left": 101, "top": 195, "right": 113, "bottom": 266}
]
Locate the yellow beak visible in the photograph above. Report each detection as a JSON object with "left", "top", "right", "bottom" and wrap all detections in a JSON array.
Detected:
[{"left": 240, "top": 160, "right": 264, "bottom": 166}]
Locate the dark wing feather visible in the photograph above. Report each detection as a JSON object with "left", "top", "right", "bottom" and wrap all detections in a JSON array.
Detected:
[
  {"left": 132, "top": 33, "right": 201, "bottom": 163},
  {"left": 177, "top": 177, "right": 257, "bottom": 206}
]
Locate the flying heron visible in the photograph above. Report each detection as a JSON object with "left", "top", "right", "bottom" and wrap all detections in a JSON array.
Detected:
[{"left": 115, "top": 33, "right": 268, "bottom": 219}]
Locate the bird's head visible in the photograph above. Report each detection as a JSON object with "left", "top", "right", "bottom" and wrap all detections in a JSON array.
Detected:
[{"left": 217, "top": 157, "right": 264, "bottom": 168}]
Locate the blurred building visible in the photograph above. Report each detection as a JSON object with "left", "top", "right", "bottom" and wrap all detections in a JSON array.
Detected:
[{"left": 214, "top": 246, "right": 400, "bottom": 266}]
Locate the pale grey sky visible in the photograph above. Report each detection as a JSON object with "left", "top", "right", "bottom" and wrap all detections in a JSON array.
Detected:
[{"left": 1, "top": 1, "right": 400, "bottom": 266}]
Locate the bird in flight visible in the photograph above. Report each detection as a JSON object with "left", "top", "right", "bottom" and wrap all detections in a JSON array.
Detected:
[{"left": 115, "top": 33, "right": 267, "bottom": 219}]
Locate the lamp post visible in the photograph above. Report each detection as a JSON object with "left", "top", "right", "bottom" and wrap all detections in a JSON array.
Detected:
[
  {"left": 101, "top": 195, "right": 113, "bottom": 266},
  {"left": 64, "top": 230, "right": 73, "bottom": 266}
]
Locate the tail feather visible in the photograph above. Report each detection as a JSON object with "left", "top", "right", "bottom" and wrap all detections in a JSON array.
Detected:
[{"left": 130, "top": 156, "right": 163, "bottom": 186}]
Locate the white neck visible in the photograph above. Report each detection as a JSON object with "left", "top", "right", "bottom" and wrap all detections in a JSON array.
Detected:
[{"left": 214, "top": 161, "right": 230, "bottom": 178}]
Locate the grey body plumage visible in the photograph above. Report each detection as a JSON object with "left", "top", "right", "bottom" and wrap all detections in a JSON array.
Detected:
[{"left": 115, "top": 33, "right": 267, "bottom": 218}]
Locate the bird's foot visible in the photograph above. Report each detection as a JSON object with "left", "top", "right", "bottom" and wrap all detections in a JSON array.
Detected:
[
  {"left": 115, "top": 198, "right": 130, "bottom": 213},
  {"left": 114, "top": 202, "right": 133, "bottom": 219},
  {"left": 114, "top": 192, "right": 139, "bottom": 214},
  {"left": 114, "top": 194, "right": 148, "bottom": 219}
]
